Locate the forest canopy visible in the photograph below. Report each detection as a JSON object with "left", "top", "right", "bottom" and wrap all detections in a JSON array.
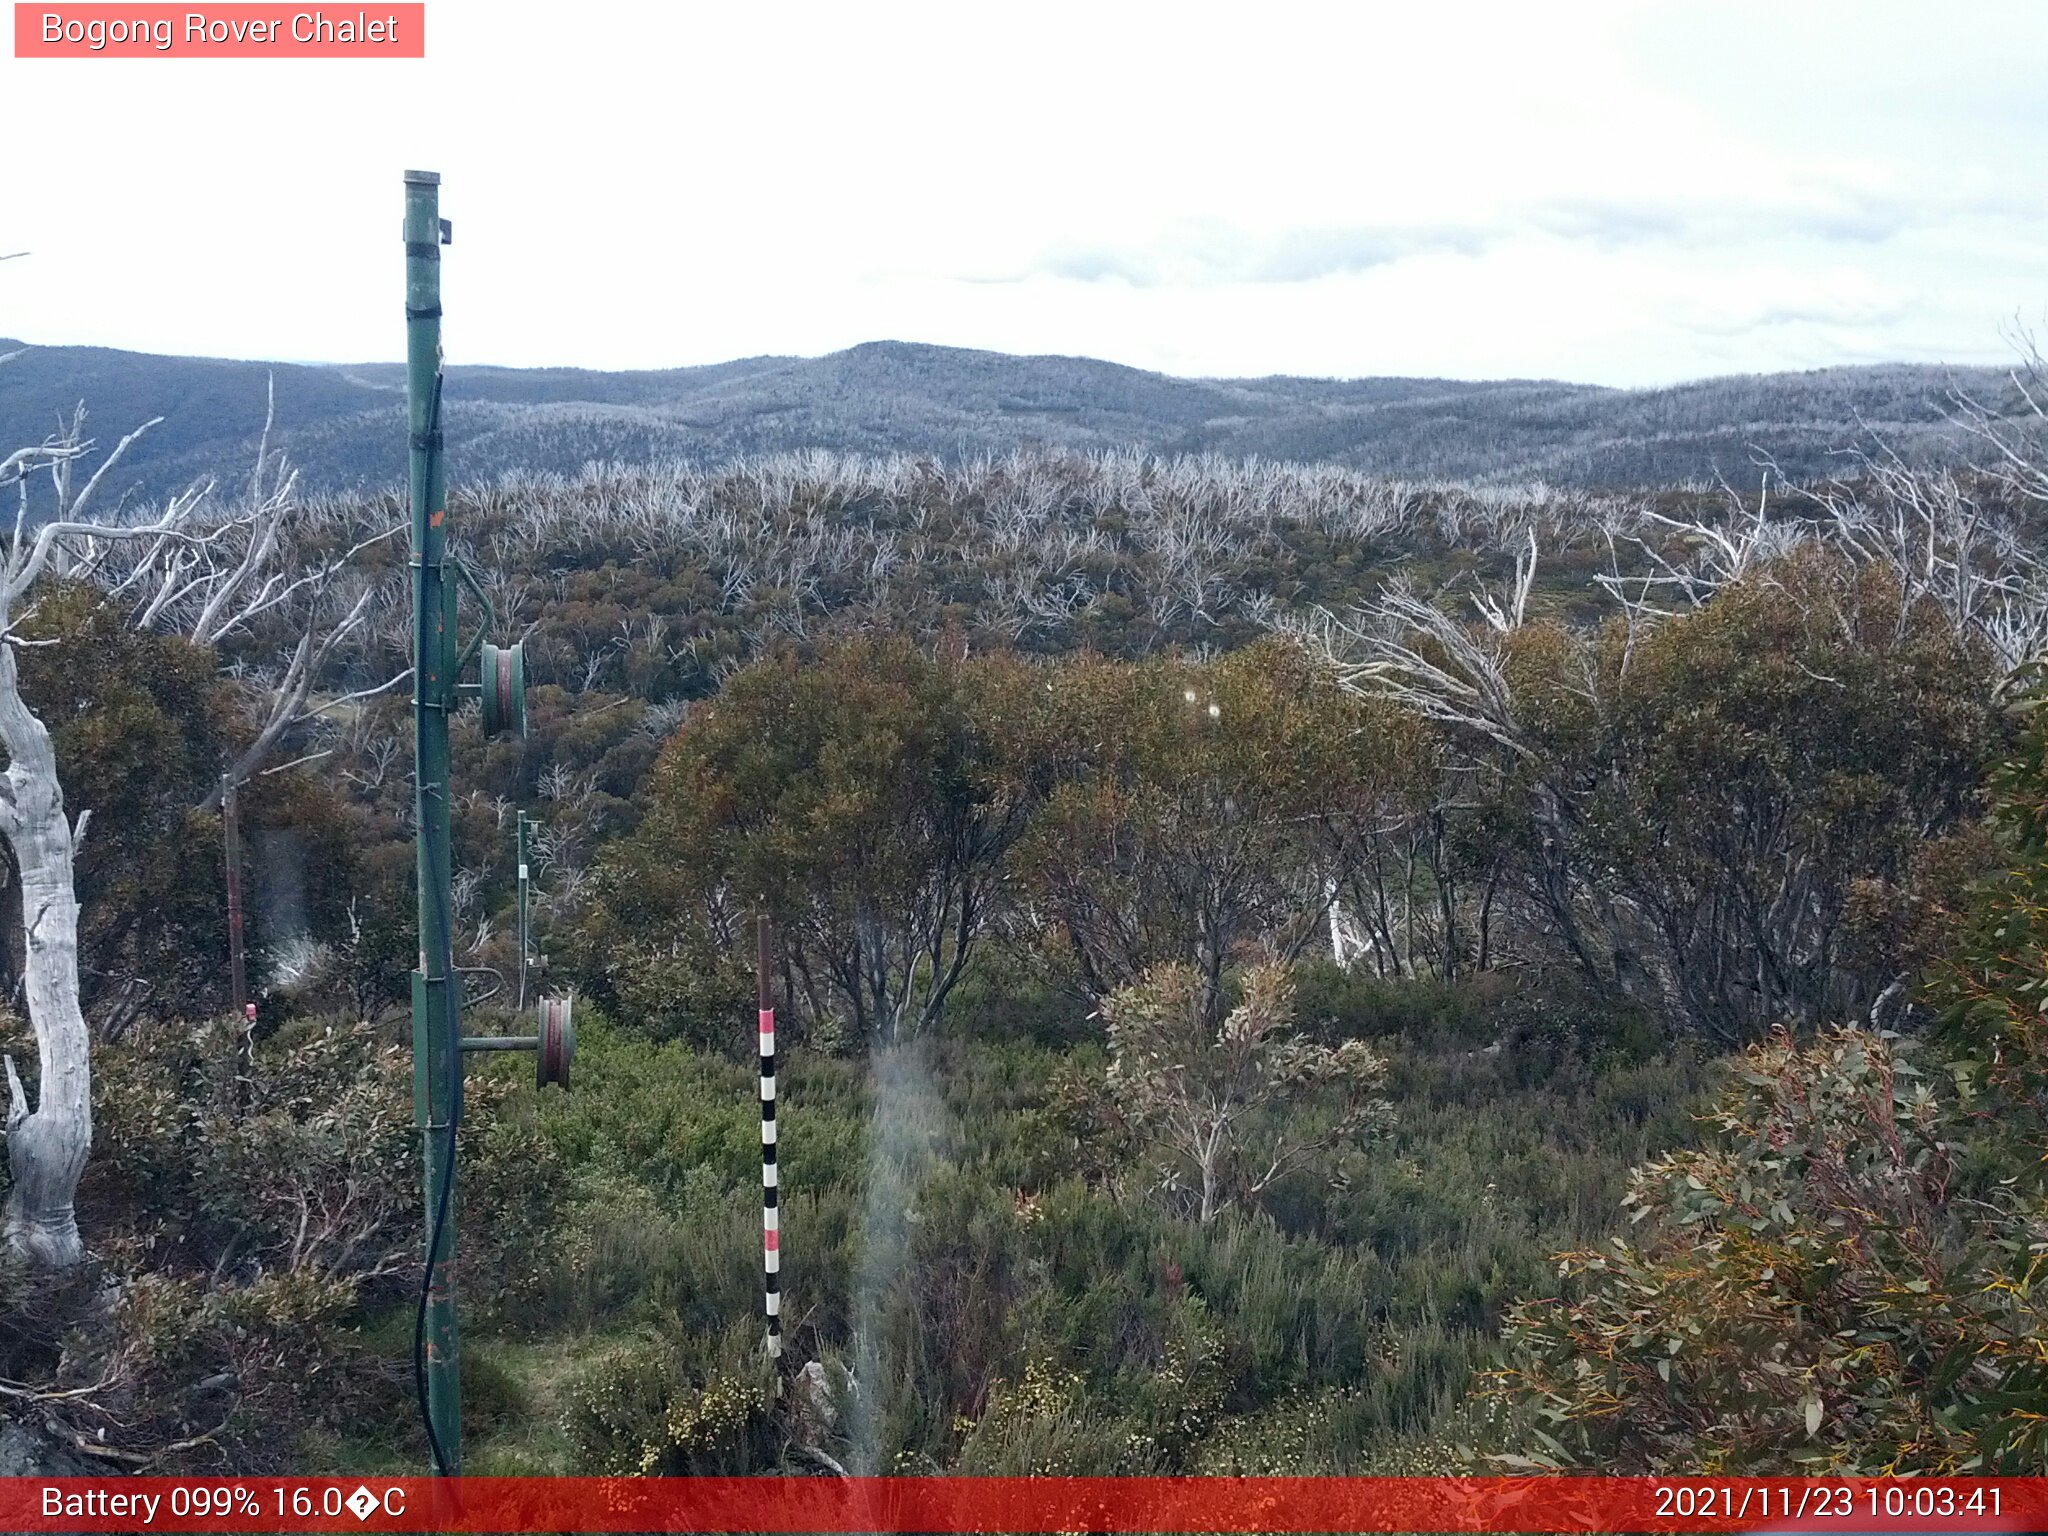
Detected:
[{"left": 0, "top": 376, "right": 2045, "bottom": 1473}]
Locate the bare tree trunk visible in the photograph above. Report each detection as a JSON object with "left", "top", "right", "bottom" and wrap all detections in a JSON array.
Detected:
[
  {"left": 0, "top": 638, "right": 90, "bottom": 1268},
  {"left": 1196, "top": 1120, "right": 1225, "bottom": 1224},
  {"left": 0, "top": 376, "right": 392, "bottom": 1270}
]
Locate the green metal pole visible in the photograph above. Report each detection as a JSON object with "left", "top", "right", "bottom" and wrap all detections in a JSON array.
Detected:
[{"left": 404, "top": 168, "right": 462, "bottom": 1475}]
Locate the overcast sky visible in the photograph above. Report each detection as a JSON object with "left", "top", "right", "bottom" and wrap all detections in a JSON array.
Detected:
[{"left": 4, "top": 1, "right": 2044, "bottom": 386}]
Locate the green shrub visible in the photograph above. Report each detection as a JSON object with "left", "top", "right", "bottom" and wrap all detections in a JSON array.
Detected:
[
  {"left": 8, "top": 1012, "right": 568, "bottom": 1468},
  {"left": 26, "top": 1263, "right": 410, "bottom": 1473},
  {"left": 953, "top": 1358, "right": 1130, "bottom": 1474},
  {"left": 561, "top": 1325, "right": 777, "bottom": 1474},
  {"left": 1292, "top": 961, "right": 1498, "bottom": 1049},
  {"left": 1492, "top": 1027, "right": 2048, "bottom": 1473}
]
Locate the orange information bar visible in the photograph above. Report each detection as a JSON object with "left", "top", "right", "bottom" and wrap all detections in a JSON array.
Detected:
[
  {"left": 4, "top": 1476, "right": 2046, "bottom": 1533},
  {"left": 13, "top": 4, "right": 423, "bottom": 57}
]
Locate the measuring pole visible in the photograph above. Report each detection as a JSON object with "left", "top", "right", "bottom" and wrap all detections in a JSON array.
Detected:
[
  {"left": 405, "top": 168, "right": 462, "bottom": 1475},
  {"left": 758, "top": 914, "right": 782, "bottom": 1364}
]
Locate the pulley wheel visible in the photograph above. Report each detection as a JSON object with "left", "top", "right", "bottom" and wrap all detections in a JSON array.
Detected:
[
  {"left": 480, "top": 640, "right": 526, "bottom": 739},
  {"left": 537, "top": 995, "right": 574, "bottom": 1090}
]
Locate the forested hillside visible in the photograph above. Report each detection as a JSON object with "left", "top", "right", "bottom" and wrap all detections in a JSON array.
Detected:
[
  {"left": 1, "top": 360, "right": 2046, "bottom": 1478},
  {"left": 0, "top": 335, "right": 2021, "bottom": 505}
]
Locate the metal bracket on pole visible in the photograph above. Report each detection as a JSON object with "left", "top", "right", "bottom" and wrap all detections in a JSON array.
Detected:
[{"left": 516, "top": 813, "right": 532, "bottom": 1011}]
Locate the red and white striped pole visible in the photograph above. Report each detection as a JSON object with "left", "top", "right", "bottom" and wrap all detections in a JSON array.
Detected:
[{"left": 757, "top": 914, "right": 782, "bottom": 1362}]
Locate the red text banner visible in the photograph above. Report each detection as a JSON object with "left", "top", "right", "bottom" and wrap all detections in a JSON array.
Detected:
[
  {"left": 4, "top": 1476, "right": 2047, "bottom": 1533},
  {"left": 14, "top": 4, "right": 424, "bottom": 57}
]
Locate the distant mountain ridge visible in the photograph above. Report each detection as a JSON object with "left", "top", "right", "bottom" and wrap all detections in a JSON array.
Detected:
[{"left": 0, "top": 336, "right": 2013, "bottom": 505}]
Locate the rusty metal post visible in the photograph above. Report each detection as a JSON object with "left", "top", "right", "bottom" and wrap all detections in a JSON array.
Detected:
[{"left": 221, "top": 773, "right": 246, "bottom": 1016}]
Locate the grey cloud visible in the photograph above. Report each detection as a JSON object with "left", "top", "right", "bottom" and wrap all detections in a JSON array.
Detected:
[
  {"left": 1033, "top": 248, "right": 1165, "bottom": 285},
  {"left": 1684, "top": 296, "right": 1918, "bottom": 340},
  {"left": 1251, "top": 225, "right": 1494, "bottom": 281},
  {"left": 998, "top": 185, "right": 2041, "bottom": 289},
  {"left": 1026, "top": 220, "right": 1495, "bottom": 289},
  {"left": 1532, "top": 189, "right": 1918, "bottom": 250}
]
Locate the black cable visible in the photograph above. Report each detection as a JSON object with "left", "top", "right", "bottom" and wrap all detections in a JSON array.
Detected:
[{"left": 414, "top": 1102, "right": 457, "bottom": 1475}]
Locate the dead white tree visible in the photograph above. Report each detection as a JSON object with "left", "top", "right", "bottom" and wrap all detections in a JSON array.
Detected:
[
  {"left": 1291, "top": 559, "right": 1561, "bottom": 764},
  {"left": 0, "top": 400, "right": 216, "bottom": 1265},
  {"left": 1589, "top": 398, "right": 2048, "bottom": 690},
  {"left": 0, "top": 368, "right": 401, "bottom": 1263},
  {"left": 1950, "top": 327, "right": 2048, "bottom": 512},
  {"left": 85, "top": 381, "right": 409, "bottom": 808}
]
